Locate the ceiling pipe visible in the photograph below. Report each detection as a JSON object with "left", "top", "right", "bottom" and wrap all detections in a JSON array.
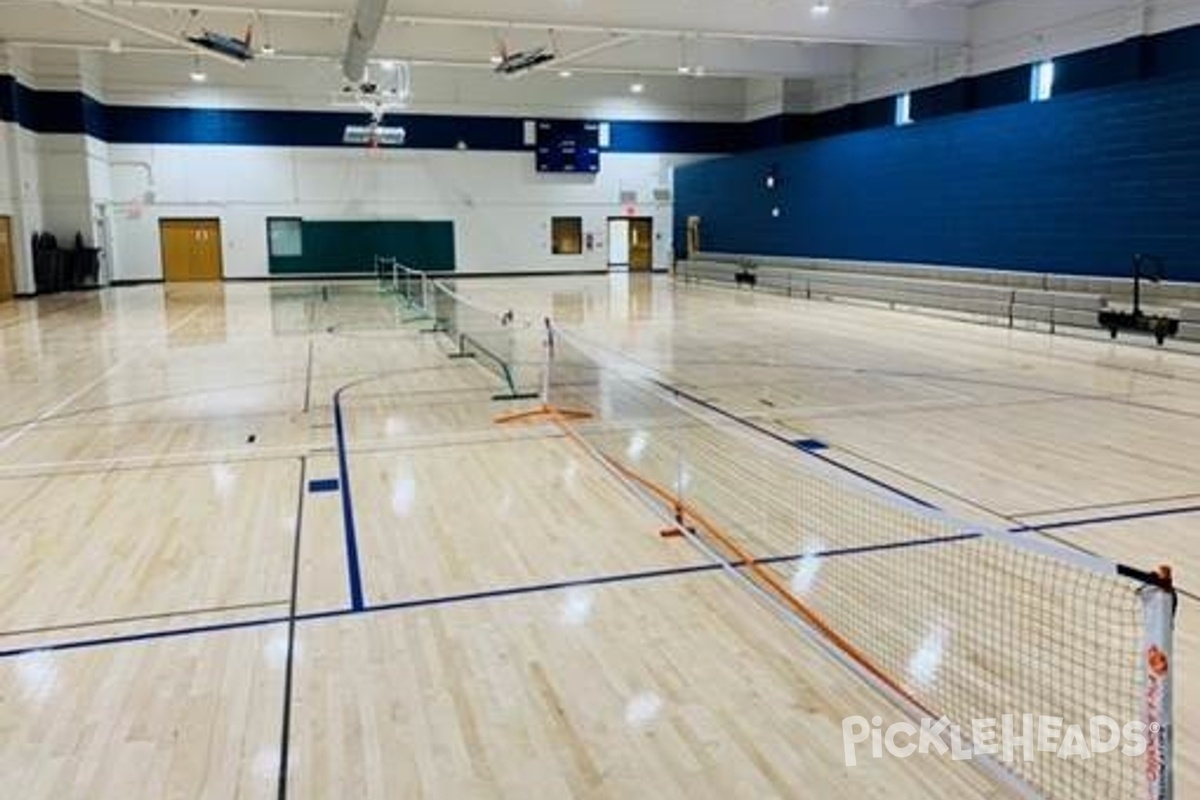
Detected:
[
  {"left": 56, "top": 1, "right": 248, "bottom": 67},
  {"left": 342, "top": 0, "right": 390, "bottom": 84},
  {"left": 546, "top": 33, "right": 639, "bottom": 71},
  {"left": 7, "top": 39, "right": 782, "bottom": 78}
]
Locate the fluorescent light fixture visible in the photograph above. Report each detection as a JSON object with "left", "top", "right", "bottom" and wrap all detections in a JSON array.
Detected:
[
  {"left": 812, "top": 0, "right": 830, "bottom": 16},
  {"left": 559, "top": 70, "right": 573, "bottom": 78},
  {"left": 630, "top": 82, "right": 645, "bottom": 94},
  {"left": 489, "top": 54, "right": 503, "bottom": 64},
  {"left": 677, "top": 65, "right": 690, "bottom": 74},
  {"left": 261, "top": 43, "right": 276, "bottom": 55}
]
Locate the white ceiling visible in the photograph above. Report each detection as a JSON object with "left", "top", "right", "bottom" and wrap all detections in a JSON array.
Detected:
[{"left": 0, "top": 0, "right": 981, "bottom": 79}]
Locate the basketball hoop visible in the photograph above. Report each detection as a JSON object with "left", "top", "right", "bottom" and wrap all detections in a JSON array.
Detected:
[{"left": 339, "top": 59, "right": 411, "bottom": 150}]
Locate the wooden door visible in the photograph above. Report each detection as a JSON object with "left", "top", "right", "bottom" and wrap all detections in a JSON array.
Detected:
[
  {"left": 0, "top": 216, "right": 14, "bottom": 301},
  {"left": 629, "top": 218, "right": 653, "bottom": 272},
  {"left": 160, "top": 219, "right": 223, "bottom": 282}
]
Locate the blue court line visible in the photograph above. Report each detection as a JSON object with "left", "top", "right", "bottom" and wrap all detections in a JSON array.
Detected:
[
  {"left": 332, "top": 387, "right": 366, "bottom": 611},
  {"left": 3, "top": 503, "right": 1197, "bottom": 662},
  {"left": 0, "top": 529, "right": 1025, "bottom": 662},
  {"left": 307, "top": 478, "right": 340, "bottom": 494},
  {"left": 649, "top": 379, "right": 938, "bottom": 509}
]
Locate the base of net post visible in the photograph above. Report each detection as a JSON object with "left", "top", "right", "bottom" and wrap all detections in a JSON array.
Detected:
[
  {"left": 494, "top": 405, "right": 594, "bottom": 425},
  {"left": 659, "top": 505, "right": 694, "bottom": 538},
  {"left": 659, "top": 527, "right": 697, "bottom": 539}
]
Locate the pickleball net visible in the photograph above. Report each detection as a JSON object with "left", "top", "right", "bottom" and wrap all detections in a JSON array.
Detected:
[
  {"left": 524, "top": 319, "right": 1177, "bottom": 800},
  {"left": 426, "top": 279, "right": 539, "bottom": 401}
]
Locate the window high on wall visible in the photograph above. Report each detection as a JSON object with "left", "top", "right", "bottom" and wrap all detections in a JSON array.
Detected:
[
  {"left": 895, "top": 92, "right": 913, "bottom": 126},
  {"left": 1031, "top": 60, "right": 1056, "bottom": 102}
]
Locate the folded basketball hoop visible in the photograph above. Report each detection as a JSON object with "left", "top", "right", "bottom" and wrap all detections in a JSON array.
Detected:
[{"left": 343, "top": 125, "right": 406, "bottom": 147}]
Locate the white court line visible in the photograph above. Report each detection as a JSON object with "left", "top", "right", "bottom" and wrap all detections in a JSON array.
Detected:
[
  {"left": 0, "top": 305, "right": 208, "bottom": 455},
  {"left": 0, "top": 362, "right": 128, "bottom": 454}
]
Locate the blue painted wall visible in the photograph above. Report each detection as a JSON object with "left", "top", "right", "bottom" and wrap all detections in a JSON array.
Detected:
[{"left": 676, "top": 28, "right": 1200, "bottom": 280}]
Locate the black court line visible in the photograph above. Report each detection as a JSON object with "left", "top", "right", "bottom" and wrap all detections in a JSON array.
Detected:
[
  {"left": 302, "top": 340, "right": 314, "bottom": 415},
  {"left": 0, "top": 598, "right": 289, "bottom": 640},
  {"left": 0, "top": 452, "right": 306, "bottom": 482},
  {"left": 1012, "top": 492, "right": 1200, "bottom": 520},
  {"left": 277, "top": 457, "right": 307, "bottom": 800},
  {"left": 0, "top": 296, "right": 99, "bottom": 331},
  {"left": 1009, "top": 505, "right": 1200, "bottom": 533},
  {"left": 332, "top": 384, "right": 366, "bottom": 611},
  {"left": 649, "top": 378, "right": 939, "bottom": 509},
  {"left": 7, "top": 501, "right": 1200, "bottom": 662},
  {"left": 0, "top": 378, "right": 310, "bottom": 434}
]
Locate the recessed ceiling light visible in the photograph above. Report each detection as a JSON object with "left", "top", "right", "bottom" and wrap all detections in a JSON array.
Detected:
[
  {"left": 630, "top": 82, "right": 645, "bottom": 94},
  {"left": 811, "top": 0, "right": 830, "bottom": 16}
]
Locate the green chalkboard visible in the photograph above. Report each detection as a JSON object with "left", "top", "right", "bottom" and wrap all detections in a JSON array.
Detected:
[{"left": 268, "top": 220, "right": 456, "bottom": 275}]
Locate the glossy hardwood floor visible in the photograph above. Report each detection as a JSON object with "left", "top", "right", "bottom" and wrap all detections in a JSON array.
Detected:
[{"left": 0, "top": 277, "right": 1195, "bottom": 799}]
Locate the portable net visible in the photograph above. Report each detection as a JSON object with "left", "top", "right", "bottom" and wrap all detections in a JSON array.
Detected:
[
  {"left": 426, "top": 279, "right": 538, "bottom": 400},
  {"left": 536, "top": 322, "right": 1176, "bottom": 800}
]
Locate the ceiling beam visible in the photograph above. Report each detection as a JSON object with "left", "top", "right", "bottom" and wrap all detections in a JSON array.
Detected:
[
  {"left": 55, "top": 1, "right": 248, "bottom": 66},
  {"left": 12, "top": 0, "right": 970, "bottom": 47}
]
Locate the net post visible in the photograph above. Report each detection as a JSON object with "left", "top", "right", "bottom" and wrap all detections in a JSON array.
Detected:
[
  {"left": 1139, "top": 564, "right": 1176, "bottom": 800},
  {"left": 541, "top": 317, "right": 554, "bottom": 408}
]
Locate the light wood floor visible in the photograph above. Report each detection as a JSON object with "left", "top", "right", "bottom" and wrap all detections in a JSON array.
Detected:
[{"left": 0, "top": 278, "right": 1196, "bottom": 798}]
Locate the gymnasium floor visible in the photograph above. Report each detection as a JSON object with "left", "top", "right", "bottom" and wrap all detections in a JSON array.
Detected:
[{"left": 0, "top": 274, "right": 1196, "bottom": 799}]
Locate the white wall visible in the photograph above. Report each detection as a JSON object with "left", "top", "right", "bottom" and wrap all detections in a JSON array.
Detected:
[
  {"left": 1, "top": 50, "right": 738, "bottom": 282},
  {"left": 106, "top": 144, "right": 695, "bottom": 279},
  {"left": 809, "top": 0, "right": 1200, "bottom": 111},
  {"left": 0, "top": 122, "right": 44, "bottom": 293}
]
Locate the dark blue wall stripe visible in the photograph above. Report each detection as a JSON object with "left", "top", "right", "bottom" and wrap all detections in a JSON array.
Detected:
[
  {"left": 0, "top": 79, "right": 735, "bottom": 153},
  {"left": 676, "top": 67, "right": 1200, "bottom": 279},
  {"left": 5, "top": 25, "right": 1200, "bottom": 156}
]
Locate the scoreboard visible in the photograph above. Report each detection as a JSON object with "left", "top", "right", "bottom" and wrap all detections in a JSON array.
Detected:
[{"left": 536, "top": 120, "right": 601, "bottom": 174}]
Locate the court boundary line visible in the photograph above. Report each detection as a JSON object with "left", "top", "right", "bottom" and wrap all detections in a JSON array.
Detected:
[
  {"left": 648, "top": 378, "right": 939, "bottom": 509},
  {"left": 332, "top": 384, "right": 366, "bottom": 611},
  {"left": 0, "top": 598, "right": 289, "bottom": 640},
  {"left": 2, "top": 500, "right": 1196, "bottom": 662},
  {"left": 0, "top": 451, "right": 308, "bottom": 482},
  {"left": 276, "top": 456, "right": 307, "bottom": 800}
]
